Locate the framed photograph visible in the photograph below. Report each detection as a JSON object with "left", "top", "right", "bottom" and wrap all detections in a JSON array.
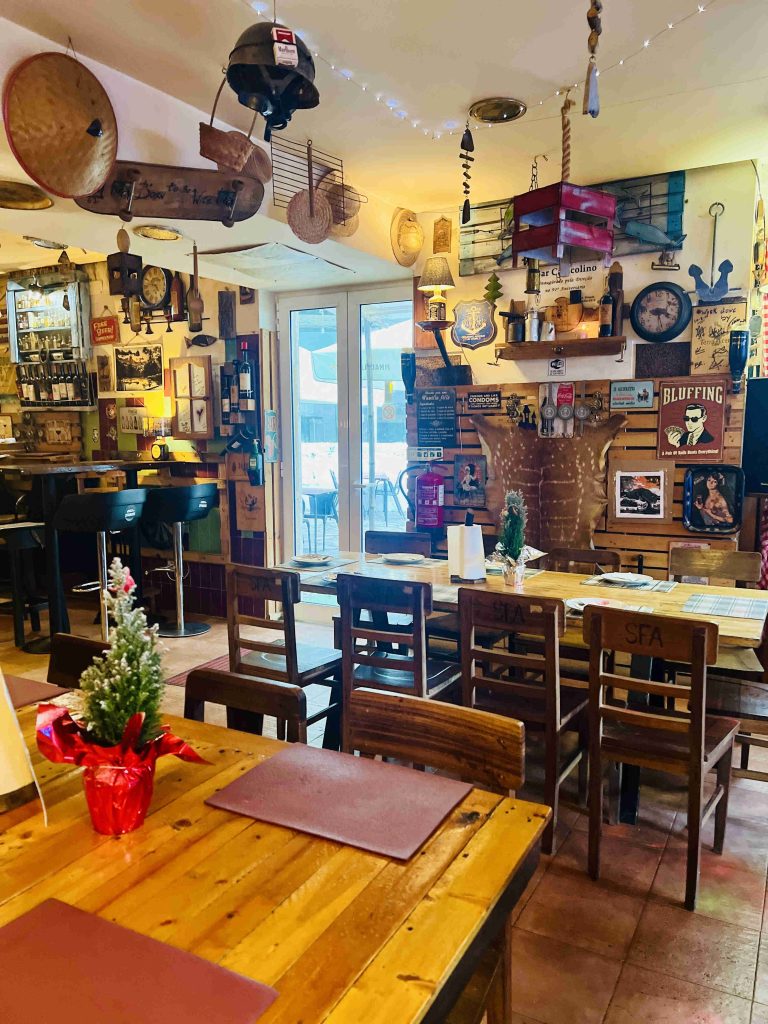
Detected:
[
  {"left": 608, "top": 454, "right": 672, "bottom": 527},
  {"left": 454, "top": 454, "right": 487, "bottom": 507},
  {"left": 239, "top": 286, "right": 256, "bottom": 305},
  {"left": 175, "top": 399, "right": 192, "bottom": 435},
  {"left": 114, "top": 344, "right": 163, "bottom": 392},
  {"left": 682, "top": 465, "right": 744, "bottom": 534},
  {"left": 656, "top": 376, "right": 726, "bottom": 462}
]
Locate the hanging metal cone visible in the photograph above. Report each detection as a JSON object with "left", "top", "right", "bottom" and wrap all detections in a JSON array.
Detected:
[
  {"left": 462, "top": 198, "right": 471, "bottom": 224},
  {"left": 461, "top": 126, "right": 474, "bottom": 152}
]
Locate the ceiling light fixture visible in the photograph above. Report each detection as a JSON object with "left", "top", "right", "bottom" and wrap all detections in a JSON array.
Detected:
[
  {"left": 23, "top": 236, "right": 68, "bottom": 249},
  {"left": 133, "top": 224, "right": 184, "bottom": 241},
  {"left": 468, "top": 97, "right": 527, "bottom": 123}
]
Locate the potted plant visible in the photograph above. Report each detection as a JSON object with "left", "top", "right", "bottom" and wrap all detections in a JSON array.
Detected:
[
  {"left": 497, "top": 489, "right": 528, "bottom": 589},
  {"left": 36, "top": 558, "right": 206, "bottom": 835}
]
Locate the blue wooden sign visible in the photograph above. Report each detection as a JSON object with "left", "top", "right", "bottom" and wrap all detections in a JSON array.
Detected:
[
  {"left": 451, "top": 300, "right": 498, "bottom": 350},
  {"left": 610, "top": 380, "right": 654, "bottom": 410}
]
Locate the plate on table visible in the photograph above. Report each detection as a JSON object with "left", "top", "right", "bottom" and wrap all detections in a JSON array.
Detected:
[
  {"left": 381, "top": 553, "right": 426, "bottom": 566},
  {"left": 566, "top": 597, "right": 614, "bottom": 614},
  {"left": 599, "top": 572, "right": 653, "bottom": 587},
  {"left": 323, "top": 571, "right": 338, "bottom": 584},
  {"left": 292, "top": 553, "right": 333, "bottom": 568}
]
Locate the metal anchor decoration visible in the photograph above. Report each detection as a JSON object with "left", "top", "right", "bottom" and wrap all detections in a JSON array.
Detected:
[
  {"left": 459, "top": 121, "right": 474, "bottom": 225},
  {"left": 688, "top": 202, "right": 734, "bottom": 303}
]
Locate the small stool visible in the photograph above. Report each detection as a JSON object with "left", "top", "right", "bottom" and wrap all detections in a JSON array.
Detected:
[
  {"left": 53, "top": 490, "right": 147, "bottom": 642},
  {"left": 0, "top": 521, "right": 46, "bottom": 651},
  {"left": 142, "top": 484, "right": 219, "bottom": 638}
]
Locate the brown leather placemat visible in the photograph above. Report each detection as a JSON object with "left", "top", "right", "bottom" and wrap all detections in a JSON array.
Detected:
[
  {"left": 0, "top": 899, "right": 278, "bottom": 1023},
  {"left": 6, "top": 675, "right": 69, "bottom": 709},
  {"left": 206, "top": 744, "right": 472, "bottom": 861}
]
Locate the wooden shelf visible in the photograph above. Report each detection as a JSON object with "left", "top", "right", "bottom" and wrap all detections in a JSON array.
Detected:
[{"left": 496, "top": 336, "right": 626, "bottom": 360}]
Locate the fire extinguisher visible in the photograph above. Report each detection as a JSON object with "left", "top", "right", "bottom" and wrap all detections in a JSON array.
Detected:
[{"left": 398, "top": 462, "right": 444, "bottom": 531}]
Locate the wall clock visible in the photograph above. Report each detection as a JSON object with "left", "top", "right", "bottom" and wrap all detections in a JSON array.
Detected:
[
  {"left": 140, "top": 265, "right": 172, "bottom": 310},
  {"left": 630, "top": 282, "right": 692, "bottom": 343}
]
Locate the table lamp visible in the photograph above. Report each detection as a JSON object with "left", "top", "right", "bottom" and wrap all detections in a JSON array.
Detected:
[{"left": 418, "top": 256, "right": 455, "bottom": 321}]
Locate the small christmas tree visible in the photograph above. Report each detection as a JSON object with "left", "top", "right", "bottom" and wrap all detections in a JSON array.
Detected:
[
  {"left": 79, "top": 558, "right": 163, "bottom": 747},
  {"left": 497, "top": 490, "right": 527, "bottom": 562},
  {"left": 484, "top": 271, "right": 503, "bottom": 306}
]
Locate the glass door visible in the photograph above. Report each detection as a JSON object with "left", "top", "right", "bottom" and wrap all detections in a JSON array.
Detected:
[{"left": 278, "top": 286, "right": 412, "bottom": 563}]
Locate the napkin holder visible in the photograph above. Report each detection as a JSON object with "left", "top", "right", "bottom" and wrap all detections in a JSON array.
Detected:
[
  {"left": 0, "top": 671, "right": 40, "bottom": 813},
  {"left": 447, "top": 513, "right": 486, "bottom": 582}
]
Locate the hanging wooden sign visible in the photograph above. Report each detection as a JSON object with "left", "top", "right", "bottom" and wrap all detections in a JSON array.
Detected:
[{"left": 90, "top": 314, "right": 120, "bottom": 346}]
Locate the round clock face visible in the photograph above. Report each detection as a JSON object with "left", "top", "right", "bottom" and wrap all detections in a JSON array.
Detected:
[
  {"left": 141, "top": 265, "right": 171, "bottom": 309},
  {"left": 630, "top": 282, "right": 692, "bottom": 343}
]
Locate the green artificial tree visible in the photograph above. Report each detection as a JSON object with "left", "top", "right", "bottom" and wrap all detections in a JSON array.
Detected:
[
  {"left": 484, "top": 271, "right": 503, "bottom": 306},
  {"left": 497, "top": 489, "right": 527, "bottom": 562},
  {"left": 79, "top": 558, "right": 164, "bottom": 746}
]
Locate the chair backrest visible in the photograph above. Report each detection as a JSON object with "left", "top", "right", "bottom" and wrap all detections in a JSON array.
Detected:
[
  {"left": 364, "top": 530, "right": 432, "bottom": 556},
  {"left": 345, "top": 688, "right": 525, "bottom": 794},
  {"left": 47, "top": 633, "right": 110, "bottom": 688},
  {"left": 669, "top": 548, "right": 761, "bottom": 587},
  {"left": 226, "top": 563, "right": 300, "bottom": 681},
  {"left": 184, "top": 667, "right": 307, "bottom": 743},
  {"left": 583, "top": 606, "right": 718, "bottom": 773},
  {"left": 542, "top": 547, "right": 621, "bottom": 574},
  {"left": 337, "top": 572, "right": 432, "bottom": 703},
  {"left": 459, "top": 589, "right": 566, "bottom": 727}
]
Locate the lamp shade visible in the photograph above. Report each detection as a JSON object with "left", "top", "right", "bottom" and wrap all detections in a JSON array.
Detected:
[{"left": 418, "top": 256, "right": 455, "bottom": 292}]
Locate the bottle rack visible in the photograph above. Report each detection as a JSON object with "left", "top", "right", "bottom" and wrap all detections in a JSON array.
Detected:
[{"left": 15, "top": 360, "right": 95, "bottom": 409}]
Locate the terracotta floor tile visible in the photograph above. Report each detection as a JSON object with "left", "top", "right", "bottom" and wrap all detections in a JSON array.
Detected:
[
  {"left": 553, "top": 828, "right": 664, "bottom": 897},
  {"left": 604, "top": 963, "right": 752, "bottom": 1023},
  {"left": 651, "top": 841, "right": 766, "bottom": 928},
  {"left": 517, "top": 866, "right": 644, "bottom": 959},
  {"left": 629, "top": 903, "right": 759, "bottom": 1000},
  {"left": 509, "top": 861, "right": 548, "bottom": 926},
  {"left": 510, "top": 929, "right": 622, "bottom": 1024}
]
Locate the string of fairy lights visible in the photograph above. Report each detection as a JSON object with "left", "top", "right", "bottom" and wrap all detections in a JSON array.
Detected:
[{"left": 234, "top": 0, "right": 722, "bottom": 140}]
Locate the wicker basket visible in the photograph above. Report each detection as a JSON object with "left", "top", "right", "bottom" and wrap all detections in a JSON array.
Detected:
[{"left": 199, "top": 78, "right": 258, "bottom": 174}]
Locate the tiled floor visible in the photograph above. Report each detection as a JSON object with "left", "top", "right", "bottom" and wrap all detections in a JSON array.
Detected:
[{"left": 5, "top": 604, "right": 768, "bottom": 1022}]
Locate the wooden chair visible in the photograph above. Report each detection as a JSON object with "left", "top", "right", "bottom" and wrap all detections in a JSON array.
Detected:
[
  {"left": 184, "top": 667, "right": 307, "bottom": 742},
  {"left": 541, "top": 547, "right": 621, "bottom": 575},
  {"left": 668, "top": 547, "right": 767, "bottom": 773},
  {"left": 47, "top": 632, "right": 110, "bottom": 688},
  {"left": 364, "top": 530, "right": 432, "bottom": 555},
  {"left": 226, "top": 563, "right": 341, "bottom": 748},
  {"left": 345, "top": 687, "right": 526, "bottom": 1024},
  {"left": 584, "top": 606, "right": 738, "bottom": 910},
  {"left": 459, "top": 589, "right": 587, "bottom": 854}
]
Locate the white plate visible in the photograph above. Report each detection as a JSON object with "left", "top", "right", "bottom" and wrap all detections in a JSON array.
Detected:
[
  {"left": 600, "top": 572, "right": 653, "bottom": 587},
  {"left": 292, "top": 554, "right": 333, "bottom": 567},
  {"left": 381, "top": 553, "right": 426, "bottom": 566},
  {"left": 323, "top": 571, "right": 338, "bottom": 584},
  {"left": 566, "top": 597, "right": 614, "bottom": 614}
]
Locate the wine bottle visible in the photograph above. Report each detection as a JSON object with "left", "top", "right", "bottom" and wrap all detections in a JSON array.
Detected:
[
  {"left": 238, "top": 341, "right": 255, "bottom": 411},
  {"left": 65, "top": 364, "right": 75, "bottom": 402},
  {"left": 50, "top": 367, "right": 61, "bottom": 403},
  {"left": 220, "top": 366, "right": 232, "bottom": 426},
  {"left": 247, "top": 439, "right": 264, "bottom": 486},
  {"left": 599, "top": 281, "right": 614, "bottom": 338},
  {"left": 169, "top": 272, "right": 185, "bottom": 322},
  {"left": 16, "top": 367, "right": 25, "bottom": 403},
  {"left": 230, "top": 359, "right": 241, "bottom": 420}
]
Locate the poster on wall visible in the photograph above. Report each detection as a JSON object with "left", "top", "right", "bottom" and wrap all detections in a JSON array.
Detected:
[
  {"left": 114, "top": 345, "right": 164, "bottom": 392},
  {"left": 610, "top": 380, "right": 654, "bottom": 410},
  {"left": 607, "top": 454, "right": 672, "bottom": 527},
  {"left": 416, "top": 388, "right": 456, "bottom": 446},
  {"left": 656, "top": 376, "right": 726, "bottom": 462},
  {"left": 454, "top": 454, "right": 487, "bottom": 507},
  {"left": 682, "top": 465, "right": 744, "bottom": 534},
  {"left": 690, "top": 300, "right": 748, "bottom": 376}
]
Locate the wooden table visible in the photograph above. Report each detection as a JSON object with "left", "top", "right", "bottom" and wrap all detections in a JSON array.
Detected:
[{"left": 2, "top": 709, "right": 548, "bottom": 1023}]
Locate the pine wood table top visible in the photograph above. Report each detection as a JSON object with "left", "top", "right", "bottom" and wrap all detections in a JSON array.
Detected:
[
  {"left": 2, "top": 709, "right": 549, "bottom": 1024},
  {"left": 297, "top": 554, "right": 767, "bottom": 649}
]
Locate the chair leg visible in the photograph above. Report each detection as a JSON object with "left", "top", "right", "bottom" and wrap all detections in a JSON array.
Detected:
[
  {"left": 577, "top": 717, "right": 589, "bottom": 807},
  {"left": 543, "top": 731, "right": 559, "bottom": 855},
  {"left": 739, "top": 735, "right": 751, "bottom": 771},
  {"left": 713, "top": 746, "right": 732, "bottom": 855},
  {"left": 486, "top": 916, "right": 513, "bottom": 1024},
  {"left": 685, "top": 770, "right": 703, "bottom": 911},
  {"left": 321, "top": 676, "right": 343, "bottom": 751},
  {"left": 227, "top": 707, "right": 265, "bottom": 735},
  {"left": 588, "top": 751, "right": 603, "bottom": 881}
]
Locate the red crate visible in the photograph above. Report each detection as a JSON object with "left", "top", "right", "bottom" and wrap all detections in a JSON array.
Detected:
[{"left": 509, "top": 181, "right": 616, "bottom": 266}]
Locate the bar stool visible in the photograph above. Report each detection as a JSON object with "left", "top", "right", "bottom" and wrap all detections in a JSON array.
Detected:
[
  {"left": 142, "top": 484, "right": 219, "bottom": 638},
  {"left": 0, "top": 521, "right": 46, "bottom": 651},
  {"left": 53, "top": 490, "right": 147, "bottom": 642}
]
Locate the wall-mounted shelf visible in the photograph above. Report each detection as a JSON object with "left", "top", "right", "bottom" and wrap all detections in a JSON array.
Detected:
[{"left": 496, "top": 336, "right": 626, "bottom": 360}]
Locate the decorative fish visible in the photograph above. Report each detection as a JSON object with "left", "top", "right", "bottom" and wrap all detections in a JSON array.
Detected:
[
  {"left": 622, "top": 220, "right": 686, "bottom": 249},
  {"left": 184, "top": 334, "right": 217, "bottom": 348}
]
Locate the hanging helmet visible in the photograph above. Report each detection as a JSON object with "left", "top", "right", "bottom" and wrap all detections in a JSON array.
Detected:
[{"left": 226, "top": 23, "right": 319, "bottom": 141}]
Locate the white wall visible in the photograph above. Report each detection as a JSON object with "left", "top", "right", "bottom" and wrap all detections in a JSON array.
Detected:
[{"left": 413, "top": 161, "right": 758, "bottom": 384}]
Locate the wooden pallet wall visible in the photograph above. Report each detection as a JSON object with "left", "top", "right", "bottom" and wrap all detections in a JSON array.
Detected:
[{"left": 406, "top": 380, "right": 745, "bottom": 578}]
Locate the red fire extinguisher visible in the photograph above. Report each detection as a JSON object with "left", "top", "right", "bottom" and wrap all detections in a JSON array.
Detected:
[{"left": 398, "top": 463, "right": 444, "bottom": 530}]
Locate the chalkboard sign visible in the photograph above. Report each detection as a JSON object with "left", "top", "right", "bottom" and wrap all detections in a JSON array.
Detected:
[{"left": 417, "top": 388, "right": 456, "bottom": 446}]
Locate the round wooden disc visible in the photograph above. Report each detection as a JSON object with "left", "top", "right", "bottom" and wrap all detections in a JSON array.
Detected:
[
  {"left": 321, "top": 179, "right": 361, "bottom": 223},
  {"left": 0, "top": 179, "right": 53, "bottom": 210},
  {"left": 330, "top": 213, "right": 359, "bottom": 238},
  {"left": 3, "top": 53, "right": 118, "bottom": 199},
  {"left": 287, "top": 189, "right": 333, "bottom": 244}
]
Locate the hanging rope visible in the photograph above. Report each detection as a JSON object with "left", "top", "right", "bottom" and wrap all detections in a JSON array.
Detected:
[
  {"left": 561, "top": 90, "right": 574, "bottom": 181},
  {"left": 583, "top": 1, "right": 603, "bottom": 117}
]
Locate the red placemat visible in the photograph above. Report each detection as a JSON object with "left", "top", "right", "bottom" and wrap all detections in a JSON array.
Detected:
[
  {"left": 5, "top": 675, "right": 70, "bottom": 709},
  {"left": 206, "top": 744, "right": 473, "bottom": 860},
  {"left": 0, "top": 899, "right": 278, "bottom": 1024}
]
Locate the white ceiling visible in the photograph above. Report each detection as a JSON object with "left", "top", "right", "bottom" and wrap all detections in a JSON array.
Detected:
[{"left": 3, "top": 0, "right": 768, "bottom": 213}]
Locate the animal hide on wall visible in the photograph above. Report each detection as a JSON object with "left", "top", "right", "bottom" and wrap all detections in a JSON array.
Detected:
[{"left": 473, "top": 413, "right": 627, "bottom": 550}]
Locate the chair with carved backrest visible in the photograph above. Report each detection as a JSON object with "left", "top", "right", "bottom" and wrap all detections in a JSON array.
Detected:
[{"left": 226, "top": 563, "right": 341, "bottom": 748}]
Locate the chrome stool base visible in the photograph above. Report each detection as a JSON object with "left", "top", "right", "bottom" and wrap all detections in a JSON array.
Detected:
[{"left": 158, "top": 621, "right": 210, "bottom": 638}]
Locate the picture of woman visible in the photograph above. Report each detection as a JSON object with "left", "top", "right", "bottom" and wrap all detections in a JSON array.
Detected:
[
  {"left": 693, "top": 471, "right": 733, "bottom": 528},
  {"left": 454, "top": 454, "right": 487, "bottom": 507},
  {"left": 684, "top": 466, "right": 743, "bottom": 534}
]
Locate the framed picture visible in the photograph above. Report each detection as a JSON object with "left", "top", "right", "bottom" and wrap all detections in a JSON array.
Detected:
[
  {"left": 114, "top": 345, "right": 163, "bottom": 392},
  {"left": 454, "top": 454, "right": 487, "bottom": 507},
  {"left": 656, "top": 376, "right": 727, "bottom": 462},
  {"left": 239, "top": 286, "right": 256, "bottom": 305},
  {"left": 170, "top": 355, "right": 213, "bottom": 439},
  {"left": 682, "top": 465, "right": 744, "bottom": 534},
  {"left": 608, "top": 454, "right": 672, "bottom": 527}
]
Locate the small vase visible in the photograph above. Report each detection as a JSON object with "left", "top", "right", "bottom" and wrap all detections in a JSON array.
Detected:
[
  {"left": 82, "top": 763, "right": 156, "bottom": 835},
  {"left": 502, "top": 561, "right": 526, "bottom": 590}
]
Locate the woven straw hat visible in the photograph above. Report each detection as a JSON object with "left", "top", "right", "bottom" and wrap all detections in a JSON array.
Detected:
[
  {"left": 3, "top": 53, "right": 117, "bottom": 198},
  {"left": 287, "top": 188, "right": 332, "bottom": 244},
  {"left": 331, "top": 213, "right": 359, "bottom": 238},
  {"left": 390, "top": 208, "right": 424, "bottom": 266}
]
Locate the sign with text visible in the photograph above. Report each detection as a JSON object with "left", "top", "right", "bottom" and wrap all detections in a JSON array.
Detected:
[
  {"left": 90, "top": 314, "right": 120, "bottom": 346},
  {"left": 657, "top": 376, "right": 726, "bottom": 462},
  {"left": 466, "top": 390, "right": 501, "bottom": 411},
  {"left": 690, "top": 300, "right": 748, "bottom": 376},
  {"left": 416, "top": 388, "right": 456, "bottom": 447},
  {"left": 610, "top": 380, "right": 654, "bottom": 410}
]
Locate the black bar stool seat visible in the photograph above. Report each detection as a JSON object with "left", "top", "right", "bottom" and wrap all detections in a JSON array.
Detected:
[
  {"left": 53, "top": 490, "right": 147, "bottom": 641},
  {"left": 142, "top": 484, "right": 218, "bottom": 638}
]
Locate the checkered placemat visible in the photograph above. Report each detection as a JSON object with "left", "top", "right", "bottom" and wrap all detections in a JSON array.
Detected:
[
  {"left": 681, "top": 593, "right": 768, "bottom": 621},
  {"left": 582, "top": 576, "right": 678, "bottom": 593}
]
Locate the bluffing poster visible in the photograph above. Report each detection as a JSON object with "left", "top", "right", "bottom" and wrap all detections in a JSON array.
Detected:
[{"left": 656, "top": 376, "right": 726, "bottom": 462}]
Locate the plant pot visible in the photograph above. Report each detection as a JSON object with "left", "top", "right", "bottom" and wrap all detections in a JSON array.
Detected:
[
  {"left": 82, "top": 762, "right": 156, "bottom": 835},
  {"left": 503, "top": 561, "right": 526, "bottom": 590}
]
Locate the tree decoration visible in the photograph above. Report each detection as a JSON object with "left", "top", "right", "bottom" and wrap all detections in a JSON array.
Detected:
[
  {"left": 460, "top": 121, "right": 475, "bottom": 225},
  {"left": 484, "top": 271, "right": 503, "bottom": 306},
  {"left": 583, "top": 1, "right": 603, "bottom": 118},
  {"left": 497, "top": 490, "right": 527, "bottom": 562}
]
